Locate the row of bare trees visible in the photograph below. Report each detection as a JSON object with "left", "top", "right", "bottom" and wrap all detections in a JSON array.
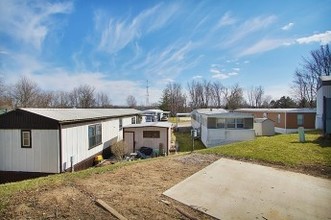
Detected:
[
  {"left": 159, "top": 80, "right": 274, "bottom": 115},
  {"left": 0, "top": 76, "right": 112, "bottom": 108}
]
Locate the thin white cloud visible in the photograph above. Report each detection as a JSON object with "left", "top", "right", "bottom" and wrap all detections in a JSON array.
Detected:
[
  {"left": 0, "top": 0, "right": 73, "bottom": 50},
  {"left": 210, "top": 68, "right": 238, "bottom": 80},
  {"left": 232, "top": 67, "right": 240, "bottom": 72},
  {"left": 222, "top": 15, "right": 277, "bottom": 47},
  {"left": 132, "top": 41, "right": 200, "bottom": 79},
  {"left": 228, "top": 72, "right": 238, "bottom": 76},
  {"left": 296, "top": 31, "right": 331, "bottom": 45},
  {"left": 281, "top": 22, "right": 294, "bottom": 31},
  {"left": 217, "top": 11, "right": 236, "bottom": 28},
  {"left": 192, "top": 75, "right": 203, "bottom": 79},
  {"left": 212, "top": 73, "right": 230, "bottom": 80},
  {"left": 244, "top": 60, "right": 250, "bottom": 64},
  {"left": 239, "top": 38, "right": 291, "bottom": 57},
  {"left": 96, "top": 3, "right": 178, "bottom": 54}
]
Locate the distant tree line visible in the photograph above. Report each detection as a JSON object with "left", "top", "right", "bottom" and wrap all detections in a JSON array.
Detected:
[
  {"left": 0, "top": 76, "right": 112, "bottom": 108},
  {"left": 158, "top": 81, "right": 300, "bottom": 116}
]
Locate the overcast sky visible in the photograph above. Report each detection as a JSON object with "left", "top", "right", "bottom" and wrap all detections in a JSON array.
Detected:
[{"left": 0, "top": 0, "right": 330, "bottom": 105}]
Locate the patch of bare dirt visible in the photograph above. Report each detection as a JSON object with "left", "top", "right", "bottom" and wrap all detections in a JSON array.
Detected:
[{"left": 1, "top": 153, "right": 220, "bottom": 219}]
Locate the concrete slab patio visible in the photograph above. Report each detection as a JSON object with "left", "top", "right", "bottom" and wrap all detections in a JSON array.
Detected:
[{"left": 163, "top": 158, "right": 331, "bottom": 220}]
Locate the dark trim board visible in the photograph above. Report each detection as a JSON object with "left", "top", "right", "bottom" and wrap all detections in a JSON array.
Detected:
[{"left": 0, "top": 109, "right": 59, "bottom": 129}]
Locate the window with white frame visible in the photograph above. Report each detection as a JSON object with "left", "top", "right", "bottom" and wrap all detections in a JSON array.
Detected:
[
  {"left": 225, "top": 118, "right": 236, "bottom": 128},
  {"left": 131, "top": 117, "right": 136, "bottom": 124},
  {"left": 297, "top": 114, "right": 304, "bottom": 126},
  {"left": 236, "top": 118, "right": 244, "bottom": 128},
  {"left": 88, "top": 124, "right": 102, "bottom": 149},
  {"left": 216, "top": 118, "right": 225, "bottom": 128},
  {"left": 277, "top": 114, "right": 281, "bottom": 124},
  {"left": 21, "top": 130, "right": 31, "bottom": 148}
]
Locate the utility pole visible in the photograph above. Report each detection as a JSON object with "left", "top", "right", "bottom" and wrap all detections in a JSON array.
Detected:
[{"left": 146, "top": 80, "right": 149, "bottom": 106}]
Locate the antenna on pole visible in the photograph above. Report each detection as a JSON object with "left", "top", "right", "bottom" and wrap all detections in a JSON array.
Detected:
[{"left": 146, "top": 80, "right": 149, "bottom": 106}]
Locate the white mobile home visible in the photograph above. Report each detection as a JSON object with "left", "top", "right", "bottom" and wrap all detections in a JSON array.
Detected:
[
  {"left": 191, "top": 109, "right": 255, "bottom": 147},
  {"left": 0, "top": 108, "right": 140, "bottom": 181},
  {"left": 316, "top": 76, "right": 331, "bottom": 135}
]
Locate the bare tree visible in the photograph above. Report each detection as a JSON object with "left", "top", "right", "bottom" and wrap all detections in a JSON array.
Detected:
[
  {"left": 224, "top": 84, "right": 244, "bottom": 109},
  {"left": 159, "top": 82, "right": 186, "bottom": 116},
  {"left": 0, "top": 76, "right": 12, "bottom": 108},
  {"left": 96, "top": 92, "right": 111, "bottom": 107},
  {"left": 53, "top": 91, "right": 71, "bottom": 107},
  {"left": 69, "top": 85, "right": 96, "bottom": 108},
  {"left": 126, "top": 95, "right": 137, "bottom": 108},
  {"left": 210, "top": 81, "right": 224, "bottom": 107},
  {"left": 10, "top": 76, "right": 40, "bottom": 107},
  {"left": 35, "top": 91, "right": 55, "bottom": 107},
  {"left": 292, "top": 44, "right": 330, "bottom": 107},
  {"left": 247, "top": 86, "right": 264, "bottom": 107}
]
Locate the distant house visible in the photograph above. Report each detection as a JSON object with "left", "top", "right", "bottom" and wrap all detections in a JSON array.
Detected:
[
  {"left": 123, "top": 122, "right": 172, "bottom": 155},
  {"left": 253, "top": 118, "right": 275, "bottom": 136},
  {"left": 316, "top": 76, "right": 331, "bottom": 135},
  {"left": 191, "top": 109, "right": 255, "bottom": 147},
  {"left": 235, "top": 108, "right": 316, "bottom": 133},
  {"left": 0, "top": 108, "right": 141, "bottom": 181},
  {"left": 141, "top": 109, "right": 170, "bottom": 122}
]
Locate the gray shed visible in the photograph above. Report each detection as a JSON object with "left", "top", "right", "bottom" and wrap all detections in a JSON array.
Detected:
[{"left": 253, "top": 118, "right": 275, "bottom": 136}]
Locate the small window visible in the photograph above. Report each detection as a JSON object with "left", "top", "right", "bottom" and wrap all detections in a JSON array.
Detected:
[
  {"left": 216, "top": 118, "right": 225, "bottom": 128},
  {"left": 226, "top": 118, "right": 235, "bottom": 128},
  {"left": 131, "top": 117, "right": 136, "bottom": 124},
  {"left": 244, "top": 118, "right": 254, "bottom": 129},
  {"left": 207, "top": 117, "right": 217, "bottom": 128},
  {"left": 263, "top": 112, "right": 267, "bottom": 118},
  {"left": 143, "top": 131, "right": 160, "bottom": 138},
  {"left": 277, "top": 114, "right": 281, "bottom": 124},
  {"left": 119, "top": 118, "right": 123, "bottom": 130},
  {"left": 297, "top": 114, "right": 304, "bottom": 126},
  {"left": 88, "top": 124, "right": 102, "bottom": 149},
  {"left": 236, "top": 118, "right": 244, "bottom": 128},
  {"left": 21, "top": 130, "right": 31, "bottom": 148}
]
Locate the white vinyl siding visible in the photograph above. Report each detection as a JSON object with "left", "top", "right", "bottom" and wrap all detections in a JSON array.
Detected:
[
  {"left": 61, "top": 116, "right": 133, "bottom": 172},
  {"left": 0, "top": 130, "right": 60, "bottom": 173}
]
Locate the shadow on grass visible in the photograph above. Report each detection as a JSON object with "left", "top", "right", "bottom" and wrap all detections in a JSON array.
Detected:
[{"left": 290, "top": 136, "right": 331, "bottom": 148}]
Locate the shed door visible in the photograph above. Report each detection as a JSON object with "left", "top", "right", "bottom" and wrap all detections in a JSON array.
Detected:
[{"left": 124, "top": 132, "right": 135, "bottom": 153}]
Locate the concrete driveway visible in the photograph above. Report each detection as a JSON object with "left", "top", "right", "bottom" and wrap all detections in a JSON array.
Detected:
[{"left": 163, "top": 158, "right": 331, "bottom": 220}]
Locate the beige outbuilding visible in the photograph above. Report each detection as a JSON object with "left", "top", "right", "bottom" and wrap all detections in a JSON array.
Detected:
[
  {"left": 253, "top": 118, "right": 275, "bottom": 136},
  {"left": 123, "top": 122, "right": 172, "bottom": 155}
]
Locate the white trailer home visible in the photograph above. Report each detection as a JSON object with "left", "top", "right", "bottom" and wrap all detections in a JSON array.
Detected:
[
  {"left": 316, "top": 76, "right": 331, "bottom": 135},
  {"left": 191, "top": 109, "right": 255, "bottom": 147},
  {"left": 0, "top": 108, "right": 140, "bottom": 182}
]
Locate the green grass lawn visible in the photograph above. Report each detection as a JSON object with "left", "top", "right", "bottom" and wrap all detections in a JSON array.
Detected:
[
  {"left": 174, "top": 131, "right": 206, "bottom": 152},
  {"left": 199, "top": 131, "right": 331, "bottom": 167}
]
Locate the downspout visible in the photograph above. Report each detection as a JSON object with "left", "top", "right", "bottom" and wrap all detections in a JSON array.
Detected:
[
  {"left": 167, "top": 127, "right": 169, "bottom": 155},
  {"left": 58, "top": 123, "right": 63, "bottom": 173}
]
